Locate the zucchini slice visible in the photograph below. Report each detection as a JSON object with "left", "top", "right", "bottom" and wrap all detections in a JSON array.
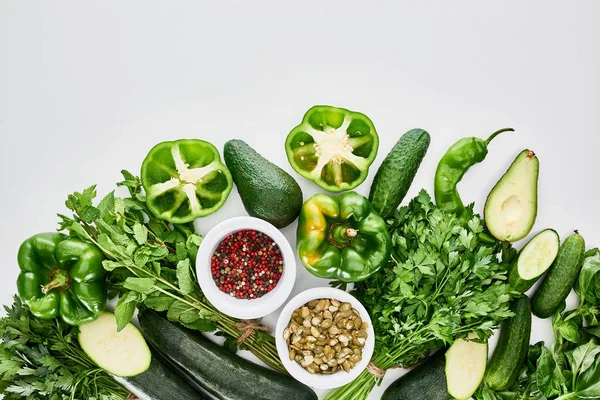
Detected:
[
  {"left": 508, "top": 229, "right": 560, "bottom": 292},
  {"left": 445, "top": 336, "right": 488, "bottom": 400},
  {"left": 78, "top": 312, "right": 151, "bottom": 377}
]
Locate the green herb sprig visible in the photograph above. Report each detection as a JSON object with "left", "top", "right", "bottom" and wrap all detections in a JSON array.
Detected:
[
  {"left": 326, "top": 190, "right": 516, "bottom": 400},
  {"left": 0, "top": 296, "right": 130, "bottom": 400},
  {"left": 57, "top": 171, "right": 285, "bottom": 374}
]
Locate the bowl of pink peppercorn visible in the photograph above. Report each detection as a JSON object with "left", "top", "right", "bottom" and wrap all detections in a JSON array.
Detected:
[{"left": 196, "top": 216, "right": 297, "bottom": 319}]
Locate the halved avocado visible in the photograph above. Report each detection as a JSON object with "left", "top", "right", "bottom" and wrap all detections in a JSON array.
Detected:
[{"left": 484, "top": 150, "right": 539, "bottom": 242}]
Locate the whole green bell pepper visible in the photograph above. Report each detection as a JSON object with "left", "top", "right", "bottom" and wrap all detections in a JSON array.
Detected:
[
  {"left": 285, "top": 106, "right": 379, "bottom": 192},
  {"left": 17, "top": 233, "right": 107, "bottom": 326},
  {"left": 141, "top": 139, "right": 233, "bottom": 224},
  {"left": 296, "top": 192, "right": 392, "bottom": 282}
]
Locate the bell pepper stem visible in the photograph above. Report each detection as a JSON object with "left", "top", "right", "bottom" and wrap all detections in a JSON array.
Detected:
[
  {"left": 329, "top": 224, "right": 358, "bottom": 248},
  {"left": 41, "top": 269, "right": 71, "bottom": 294},
  {"left": 485, "top": 127, "right": 515, "bottom": 145}
]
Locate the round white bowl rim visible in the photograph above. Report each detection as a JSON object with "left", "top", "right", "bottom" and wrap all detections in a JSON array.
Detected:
[
  {"left": 196, "top": 216, "right": 296, "bottom": 319},
  {"left": 275, "top": 287, "right": 375, "bottom": 389}
]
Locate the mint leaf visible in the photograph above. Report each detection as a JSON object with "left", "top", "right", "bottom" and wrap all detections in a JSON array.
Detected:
[
  {"left": 133, "top": 223, "right": 148, "bottom": 245},
  {"left": 144, "top": 295, "right": 175, "bottom": 312},
  {"left": 176, "top": 259, "right": 196, "bottom": 295},
  {"left": 97, "top": 191, "right": 115, "bottom": 222},
  {"left": 123, "top": 277, "right": 155, "bottom": 294},
  {"left": 115, "top": 292, "right": 138, "bottom": 331},
  {"left": 101, "top": 260, "right": 125, "bottom": 272},
  {"left": 181, "top": 318, "right": 217, "bottom": 332},
  {"left": 167, "top": 300, "right": 199, "bottom": 323}
]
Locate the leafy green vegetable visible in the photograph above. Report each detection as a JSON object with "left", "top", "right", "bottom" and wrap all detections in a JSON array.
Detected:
[
  {"left": 57, "top": 171, "right": 285, "bottom": 374},
  {"left": 325, "top": 190, "right": 516, "bottom": 400},
  {"left": 575, "top": 248, "right": 600, "bottom": 326},
  {"left": 478, "top": 248, "right": 600, "bottom": 400},
  {"left": 0, "top": 297, "right": 130, "bottom": 400}
]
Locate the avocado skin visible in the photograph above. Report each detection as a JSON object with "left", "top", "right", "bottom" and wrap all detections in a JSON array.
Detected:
[{"left": 224, "top": 139, "right": 303, "bottom": 228}]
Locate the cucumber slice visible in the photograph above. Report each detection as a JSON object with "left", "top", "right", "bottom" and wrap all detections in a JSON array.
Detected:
[
  {"left": 445, "top": 336, "right": 488, "bottom": 400},
  {"left": 78, "top": 312, "right": 151, "bottom": 377},
  {"left": 508, "top": 229, "right": 560, "bottom": 292}
]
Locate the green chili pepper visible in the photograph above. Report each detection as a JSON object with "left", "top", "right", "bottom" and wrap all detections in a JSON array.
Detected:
[
  {"left": 296, "top": 192, "right": 391, "bottom": 282},
  {"left": 434, "top": 128, "right": 514, "bottom": 217},
  {"left": 17, "top": 232, "right": 107, "bottom": 326}
]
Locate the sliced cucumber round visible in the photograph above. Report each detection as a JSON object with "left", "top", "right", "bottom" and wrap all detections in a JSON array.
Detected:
[
  {"left": 508, "top": 229, "right": 560, "bottom": 292},
  {"left": 445, "top": 336, "right": 488, "bottom": 400},
  {"left": 78, "top": 312, "right": 151, "bottom": 377}
]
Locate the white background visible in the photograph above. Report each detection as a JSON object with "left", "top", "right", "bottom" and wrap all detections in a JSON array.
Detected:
[{"left": 1, "top": 1, "right": 599, "bottom": 399}]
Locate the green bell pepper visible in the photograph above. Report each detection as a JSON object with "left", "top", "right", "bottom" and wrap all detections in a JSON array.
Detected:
[
  {"left": 141, "top": 139, "right": 233, "bottom": 224},
  {"left": 17, "top": 233, "right": 107, "bottom": 326},
  {"left": 296, "top": 192, "right": 392, "bottom": 282},
  {"left": 285, "top": 106, "right": 379, "bottom": 192}
]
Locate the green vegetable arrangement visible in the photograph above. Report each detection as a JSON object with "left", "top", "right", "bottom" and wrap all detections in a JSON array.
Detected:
[
  {"left": 56, "top": 171, "right": 286, "bottom": 374},
  {"left": 0, "top": 297, "right": 130, "bottom": 400},
  {"left": 325, "top": 191, "right": 516, "bottom": 400}
]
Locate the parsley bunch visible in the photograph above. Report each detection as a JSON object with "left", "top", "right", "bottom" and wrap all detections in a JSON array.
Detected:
[
  {"left": 0, "top": 296, "right": 130, "bottom": 400},
  {"left": 57, "top": 171, "right": 285, "bottom": 374},
  {"left": 326, "top": 191, "right": 516, "bottom": 400}
]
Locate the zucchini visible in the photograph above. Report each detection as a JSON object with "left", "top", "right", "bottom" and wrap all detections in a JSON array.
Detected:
[
  {"left": 532, "top": 231, "right": 586, "bottom": 318},
  {"left": 508, "top": 229, "right": 560, "bottom": 293},
  {"left": 381, "top": 350, "right": 450, "bottom": 400},
  {"left": 369, "top": 129, "right": 431, "bottom": 218},
  {"left": 138, "top": 309, "right": 317, "bottom": 400},
  {"left": 78, "top": 312, "right": 151, "bottom": 377},
  {"left": 484, "top": 296, "right": 532, "bottom": 391},
  {"left": 445, "top": 336, "right": 488, "bottom": 400},
  {"left": 115, "top": 352, "right": 209, "bottom": 400}
]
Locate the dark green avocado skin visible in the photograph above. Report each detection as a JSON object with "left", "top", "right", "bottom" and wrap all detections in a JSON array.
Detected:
[{"left": 224, "top": 139, "right": 303, "bottom": 228}]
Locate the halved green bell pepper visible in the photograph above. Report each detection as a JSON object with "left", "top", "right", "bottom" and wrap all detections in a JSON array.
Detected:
[
  {"left": 285, "top": 106, "right": 379, "bottom": 192},
  {"left": 17, "top": 233, "right": 107, "bottom": 326},
  {"left": 296, "top": 192, "right": 391, "bottom": 282},
  {"left": 141, "top": 139, "right": 233, "bottom": 224}
]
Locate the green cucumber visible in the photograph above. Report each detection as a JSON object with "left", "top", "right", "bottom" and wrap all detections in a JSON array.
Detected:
[
  {"left": 138, "top": 309, "right": 317, "bottom": 400},
  {"left": 381, "top": 350, "right": 450, "bottom": 400},
  {"left": 532, "top": 231, "right": 586, "bottom": 318},
  {"left": 369, "top": 129, "right": 430, "bottom": 218},
  {"left": 508, "top": 229, "right": 560, "bottom": 292},
  {"left": 78, "top": 312, "right": 151, "bottom": 377},
  {"left": 445, "top": 336, "right": 488, "bottom": 400},
  {"left": 484, "top": 296, "right": 532, "bottom": 391},
  {"left": 116, "top": 352, "right": 209, "bottom": 400}
]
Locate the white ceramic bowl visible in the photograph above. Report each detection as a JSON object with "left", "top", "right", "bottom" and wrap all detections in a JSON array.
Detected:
[
  {"left": 196, "top": 216, "right": 296, "bottom": 319},
  {"left": 275, "top": 287, "right": 375, "bottom": 389}
]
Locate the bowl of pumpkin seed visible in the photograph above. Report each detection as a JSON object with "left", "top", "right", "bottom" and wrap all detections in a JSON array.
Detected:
[{"left": 275, "top": 287, "right": 375, "bottom": 389}]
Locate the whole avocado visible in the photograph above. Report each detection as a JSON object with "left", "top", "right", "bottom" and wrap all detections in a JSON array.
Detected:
[{"left": 224, "top": 139, "right": 303, "bottom": 228}]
